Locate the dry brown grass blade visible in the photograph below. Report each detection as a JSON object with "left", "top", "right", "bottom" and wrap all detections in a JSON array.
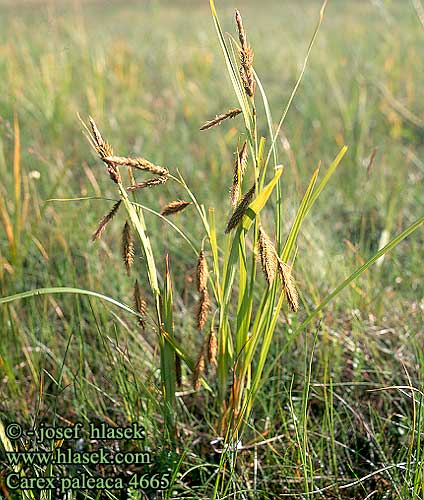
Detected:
[
  {"left": 127, "top": 165, "right": 136, "bottom": 187},
  {"left": 0, "top": 193, "right": 16, "bottom": 259},
  {"left": 21, "top": 174, "right": 30, "bottom": 232},
  {"left": 13, "top": 112, "right": 21, "bottom": 218}
]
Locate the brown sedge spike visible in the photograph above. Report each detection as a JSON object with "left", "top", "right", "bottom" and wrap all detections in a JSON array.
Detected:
[
  {"left": 200, "top": 108, "right": 242, "bottom": 131},
  {"left": 196, "top": 250, "right": 208, "bottom": 293},
  {"left": 91, "top": 200, "right": 121, "bottom": 242},
  {"left": 230, "top": 141, "right": 248, "bottom": 208},
  {"left": 197, "top": 288, "right": 210, "bottom": 331},
  {"left": 258, "top": 226, "right": 278, "bottom": 285},
  {"left": 102, "top": 156, "right": 169, "bottom": 177},
  {"left": 207, "top": 328, "right": 218, "bottom": 367},
  {"left": 88, "top": 117, "right": 121, "bottom": 184},
  {"left": 161, "top": 200, "right": 192, "bottom": 217},
  {"left": 88, "top": 116, "right": 104, "bottom": 147},
  {"left": 277, "top": 258, "right": 299, "bottom": 312},
  {"left": 225, "top": 183, "right": 255, "bottom": 233},
  {"left": 193, "top": 348, "right": 205, "bottom": 391},
  {"left": 235, "top": 10, "right": 256, "bottom": 97},
  {"left": 127, "top": 175, "right": 168, "bottom": 192},
  {"left": 230, "top": 147, "right": 241, "bottom": 209},
  {"left": 121, "top": 220, "right": 134, "bottom": 275},
  {"left": 239, "top": 140, "right": 248, "bottom": 177}
]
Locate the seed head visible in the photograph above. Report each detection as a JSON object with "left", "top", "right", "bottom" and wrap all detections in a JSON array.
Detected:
[
  {"left": 258, "top": 226, "right": 278, "bottom": 285},
  {"left": 239, "top": 141, "right": 248, "bottom": 177},
  {"left": 196, "top": 250, "right": 208, "bottom": 293},
  {"left": 207, "top": 328, "right": 218, "bottom": 367},
  {"left": 89, "top": 116, "right": 104, "bottom": 148},
  {"left": 235, "top": 10, "right": 256, "bottom": 97},
  {"left": 86, "top": 117, "right": 121, "bottom": 184},
  {"left": 193, "top": 348, "right": 205, "bottom": 391},
  {"left": 240, "top": 48, "right": 256, "bottom": 97},
  {"left": 230, "top": 141, "right": 249, "bottom": 208},
  {"left": 96, "top": 142, "right": 114, "bottom": 159},
  {"left": 127, "top": 175, "right": 168, "bottom": 192},
  {"left": 197, "top": 288, "right": 210, "bottom": 331},
  {"left": 277, "top": 258, "right": 299, "bottom": 312},
  {"left": 225, "top": 183, "right": 255, "bottom": 233},
  {"left": 200, "top": 108, "right": 242, "bottom": 131},
  {"left": 91, "top": 200, "right": 121, "bottom": 242},
  {"left": 235, "top": 10, "right": 247, "bottom": 51},
  {"left": 121, "top": 221, "right": 134, "bottom": 275},
  {"left": 230, "top": 177, "right": 240, "bottom": 209},
  {"left": 127, "top": 164, "right": 136, "bottom": 187},
  {"left": 161, "top": 200, "right": 192, "bottom": 217},
  {"left": 103, "top": 156, "right": 169, "bottom": 177}
]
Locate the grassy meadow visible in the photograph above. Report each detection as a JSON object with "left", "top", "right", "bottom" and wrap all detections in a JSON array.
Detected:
[{"left": 0, "top": 0, "right": 423, "bottom": 498}]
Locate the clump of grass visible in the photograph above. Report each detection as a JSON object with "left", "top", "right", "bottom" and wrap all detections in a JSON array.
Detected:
[{"left": 72, "top": 4, "right": 424, "bottom": 460}]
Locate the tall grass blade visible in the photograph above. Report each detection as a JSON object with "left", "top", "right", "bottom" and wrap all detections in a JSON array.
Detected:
[
  {"left": 297, "top": 215, "right": 424, "bottom": 333},
  {"left": 281, "top": 166, "right": 319, "bottom": 262},
  {"left": 0, "top": 287, "right": 142, "bottom": 319},
  {"left": 209, "top": 0, "right": 252, "bottom": 133},
  {"left": 265, "top": 0, "right": 328, "bottom": 169},
  {"left": 306, "top": 145, "right": 348, "bottom": 213},
  {"left": 13, "top": 112, "right": 21, "bottom": 257},
  {"left": 161, "top": 255, "right": 176, "bottom": 436}
]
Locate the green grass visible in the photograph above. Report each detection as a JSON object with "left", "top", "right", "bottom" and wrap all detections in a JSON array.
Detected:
[{"left": 1, "top": 1, "right": 423, "bottom": 499}]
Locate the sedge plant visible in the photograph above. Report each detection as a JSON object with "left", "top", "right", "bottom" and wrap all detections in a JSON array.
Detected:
[{"left": 72, "top": 0, "right": 424, "bottom": 456}]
